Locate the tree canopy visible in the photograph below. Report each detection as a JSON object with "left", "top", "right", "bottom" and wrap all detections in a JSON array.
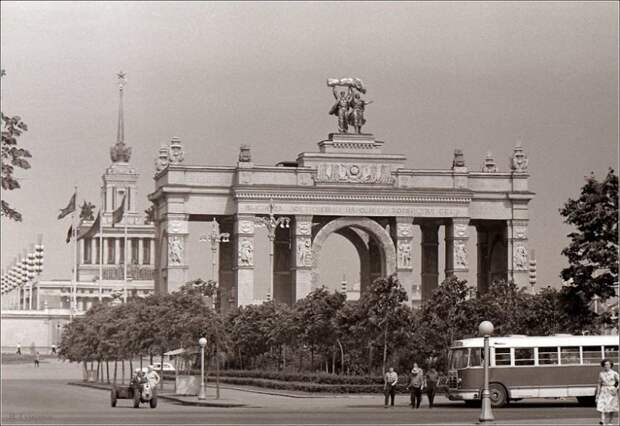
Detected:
[
  {"left": 560, "top": 169, "right": 618, "bottom": 301},
  {"left": 1, "top": 70, "right": 31, "bottom": 222}
]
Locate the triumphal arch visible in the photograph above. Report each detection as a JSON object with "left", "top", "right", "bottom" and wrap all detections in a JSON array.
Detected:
[{"left": 149, "top": 79, "right": 534, "bottom": 309}]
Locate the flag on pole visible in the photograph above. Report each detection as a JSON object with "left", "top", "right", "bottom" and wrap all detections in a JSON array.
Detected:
[
  {"left": 57, "top": 192, "right": 77, "bottom": 219},
  {"left": 78, "top": 212, "right": 101, "bottom": 240},
  {"left": 65, "top": 225, "right": 73, "bottom": 244},
  {"left": 111, "top": 195, "right": 126, "bottom": 228}
]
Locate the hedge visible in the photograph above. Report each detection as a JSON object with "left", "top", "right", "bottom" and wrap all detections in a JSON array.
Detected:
[{"left": 171, "top": 369, "right": 384, "bottom": 385}]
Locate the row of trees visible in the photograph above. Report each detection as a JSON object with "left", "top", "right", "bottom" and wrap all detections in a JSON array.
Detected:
[{"left": 59, "top": 274, "right": 608, "bottom": 380}]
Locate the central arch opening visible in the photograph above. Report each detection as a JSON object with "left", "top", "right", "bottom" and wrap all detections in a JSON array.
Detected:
[{"left": 316, "top": 233, "right": 360, "bottom": 296}]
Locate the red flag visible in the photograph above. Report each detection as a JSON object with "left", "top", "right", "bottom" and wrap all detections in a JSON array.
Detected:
[
  {"left": 112, "top": 196, "right": 126, "bottom": 228},
  {"left": 58, "top": 192, "right": 76, "bottom": 219},
  {"left": 65, "top": 225, "right": 73, "bottom": 244},
  {"left": 78, "top": 212, "right": 100, "bottom": 240}
]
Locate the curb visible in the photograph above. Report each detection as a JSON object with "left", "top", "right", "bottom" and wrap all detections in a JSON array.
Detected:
[
  {"left": 68, "top": 381, "right": 247, "bottom": 407},
  {"left": 157, "top": 394, "right": 246, "bottom": 408},
  {"left": 207, "top": 383, "right": 377, "bottom": 399}
]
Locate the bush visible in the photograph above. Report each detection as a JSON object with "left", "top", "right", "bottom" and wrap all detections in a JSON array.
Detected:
[
  {"left": 204, "top": 375, "right": 386, "bottom": 394},
  {"left": 180, "top": 369, "right": 384, "bottom": 385}
]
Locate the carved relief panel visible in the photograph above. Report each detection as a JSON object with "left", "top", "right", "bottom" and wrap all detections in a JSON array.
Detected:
[
  {"left": 397, "top": 240, "right": 413, "bottom": 269},
  {"left": 296, "top": 237, "right": 313, "bottom": 268},
  {"left": 238, "top": 238, "right": 254, "bottom": 266},
  {"left": 168, "top": 235, "right": 184, "bottom": 265},
  {"left": 315, "top": 163, "right": 394, "bottom": 184},
  {"left": 513, "top": 244, "right": 528, "bottom": 271}
]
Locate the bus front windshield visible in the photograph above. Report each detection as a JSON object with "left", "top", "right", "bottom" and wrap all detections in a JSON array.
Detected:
[{"left": 450, "top": 348, "right": 469, "bottom": 369}]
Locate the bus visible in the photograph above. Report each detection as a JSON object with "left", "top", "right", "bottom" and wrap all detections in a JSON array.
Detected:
[{"left": 446, "top": 334, "right": 619, "bottom": 407}]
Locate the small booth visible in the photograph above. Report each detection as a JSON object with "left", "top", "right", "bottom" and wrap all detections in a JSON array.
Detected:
[{"left": 164, "top": 347, "right": 200, "bottom": 395}]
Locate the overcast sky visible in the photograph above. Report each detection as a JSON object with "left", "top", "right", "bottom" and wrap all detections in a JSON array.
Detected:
[{"left": 1, "top": 2, "right": 618, "bottom": 291}]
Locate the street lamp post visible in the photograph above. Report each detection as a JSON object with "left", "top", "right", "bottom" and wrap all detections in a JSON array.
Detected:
[
  {"left": 198, "top": 337, "right": 207, "bottom": 400},
  {"left": 478, "top": 320, "right": 495, "bottom": 423},
  {"left": 255, "top": 200, "right": 290, "bottom": 302},
  {"left": 199, "top": 218, "right": 230, "bottom": 310}
]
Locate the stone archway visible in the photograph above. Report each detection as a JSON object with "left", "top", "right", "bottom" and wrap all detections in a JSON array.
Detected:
[{"left": 311, "top": 217, "right": 396, "bottom": 289}]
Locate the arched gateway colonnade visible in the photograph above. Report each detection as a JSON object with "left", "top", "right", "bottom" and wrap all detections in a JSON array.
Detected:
[{"left": 149, "top": 131, "right": 534, "bottom": 311}]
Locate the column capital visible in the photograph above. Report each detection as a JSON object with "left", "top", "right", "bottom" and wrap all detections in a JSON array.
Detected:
[{"left": 294, "top": 215, "right": 313, "bottom": 236}]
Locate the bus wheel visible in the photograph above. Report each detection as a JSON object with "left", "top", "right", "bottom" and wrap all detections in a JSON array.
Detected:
[
  {"left": 489, "top": 383, "right": 508, "bottom": 408},
  {"left": 577, "top": 396, "right": 595, "bottom": 407}
]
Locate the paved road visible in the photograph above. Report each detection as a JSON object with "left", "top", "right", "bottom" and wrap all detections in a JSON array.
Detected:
[{"left": 1, "top": 359, "right": 599, "bottom": 425}]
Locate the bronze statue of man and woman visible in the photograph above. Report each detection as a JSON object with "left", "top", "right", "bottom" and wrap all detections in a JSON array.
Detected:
[{"left": 328, "top": 78, "right": 373, "bottom": 134}]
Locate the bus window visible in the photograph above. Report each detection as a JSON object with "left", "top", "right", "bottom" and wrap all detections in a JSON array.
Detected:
[
  {"left": 582, "top": 346, "right": 603, "bottom": 364},
  {"left": 560, "top": 347, "right": 580, "bottom": 365},
  {"left": 450, "top": 348, "right": 469, "bottom": 369},
  {"left": 604, "top": 346, "right": 619, "bottom": 365},
  {"left": 515, "top": 348, "right": 535, "bottom": 366},
  {"left": 538, "top": 347, "right": 559, "bottom": 365},
  {"left": 469, "top": 348, "right": 482, "bottom": 367},
  {"left": 495, "top": 348, "right": 511, "bottom": 366}
]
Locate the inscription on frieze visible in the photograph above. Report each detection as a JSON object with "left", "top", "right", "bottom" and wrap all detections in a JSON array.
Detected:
[
  {"left": 315, "top": 163, "right": 394, "bottom": 184},
  {"left": 239, "top": 203, "right": 465, "bottom": 217}
]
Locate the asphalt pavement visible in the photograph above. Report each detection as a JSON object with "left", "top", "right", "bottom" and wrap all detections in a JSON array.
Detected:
[{"left": 1, "top": 358, "right": 599, "bottom": 425}]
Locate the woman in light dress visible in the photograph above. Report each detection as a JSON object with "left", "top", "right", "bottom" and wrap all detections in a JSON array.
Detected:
[{"left": 596, "top": 359, "right": 619, "bottom": 426}]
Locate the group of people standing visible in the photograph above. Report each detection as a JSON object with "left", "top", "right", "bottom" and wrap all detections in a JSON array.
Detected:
[{"left": 384, "top": 363, "right": 439, "bottom": 409}]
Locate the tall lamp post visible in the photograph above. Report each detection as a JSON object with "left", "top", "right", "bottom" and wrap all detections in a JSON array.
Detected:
[
  {"left": 198, "top": 337, "right": 207, "bottom": 400},
  {"left": 255, "top": 200, "right": 290, "bottom": 302},
  {"left": 478, "top": 320, "right": 495, "bottom": 423},
  {"left": 199, "top": 218, "right": 230, "bottom": 310}
]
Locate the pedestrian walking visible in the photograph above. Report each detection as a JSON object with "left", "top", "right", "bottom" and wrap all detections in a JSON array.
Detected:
[
  {"left": 16, "top": 343, "right": 21, "bottom": 356},
  {"left": 34, "top": 351, "right": 40, "bottom": 368},
  {"left": 384, "top": 367, "right": 398, "bottom": 408},
  {"left": 595, "top": 359, "right": 619, "bottom": 426},
  {"left": 407, "top": 363, "right": 424, "bottom": 408},
  {"left": 425, "top": 366, "right": 439, "bottom": 408},
  {"left": 51, "top": 344, "right": 57, "bottom": 355}
]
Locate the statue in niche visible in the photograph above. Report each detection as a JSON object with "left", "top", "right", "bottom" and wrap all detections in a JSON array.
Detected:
[
  {"left": 168, "top": 235, "right": 183, "bottom": 265},
  {"left": 514, "top": 245, "right": 528, "bottom": 270},
  {"left": 398, "top": 241, "right": 412, "bottom": 268},
  {"left": 297, "top": 238, "right": 312, "bottom": 267},
  {"left": 454, "top": 241, "right": 468, "bottom": 268},
  {"left": 239, "top": 239, "right": 254, "bottom": 266}
]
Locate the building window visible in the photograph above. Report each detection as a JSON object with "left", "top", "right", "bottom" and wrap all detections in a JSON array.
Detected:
[
  {"left": 143, "top": 238, "right": 151, "bottom": 264},
  {"left": 83, "top": 238, "right": 92, "bottom": 264},
  {"left": 127, "top": 188, "right": 131, "bottom": 212},
  {"left": 119, "top": 239, "right": 125, "bottom": 264},
  {"left": 95, "top": 239, "right": 101, "bottom": 264},
  {"left": 107, "top": 239, "right": 115, "bottom": 264}
]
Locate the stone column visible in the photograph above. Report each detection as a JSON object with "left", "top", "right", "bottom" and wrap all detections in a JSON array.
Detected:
[
  {"left": 103, "top": 237, "right": 109, "bottom": 266},
  {"left": 445, "top": 218, "right": 470, "bottom": 280},
  {"left": 395, "top": 217, "right": 416, "bottom": 304},
  {"left": 138, "top": 238, "right": 144, "bottom": 265},
  {"left": 420, "top": 223, "right": 439, "bottom": 301},
  {"left": 292, "top": 216, "right": 313, "bottom": 301},
  {"left": 162, "top": 215, "right": 189, "bottom": 294},
  {"left": 234, "top": 215, "right": 255, "bottom": 306},
  {"left": 369, "top": 238, "right": 382, "bottom": 284},
  {"left": 114, "top": 238, "right": 121, "bottom": 264},
  {"left": 91, "top": 239, "right": 96, "bottom": 264},
  {"left": 150, "top": 239, "right": 155, "bottom": 265},
  {"left": 508, "top": 219, "right": 529, "bottom": 288}
]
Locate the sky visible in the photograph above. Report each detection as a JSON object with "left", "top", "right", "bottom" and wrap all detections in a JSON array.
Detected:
[{"left": 1, "top": 2, "right": 618, "bottom": 293}]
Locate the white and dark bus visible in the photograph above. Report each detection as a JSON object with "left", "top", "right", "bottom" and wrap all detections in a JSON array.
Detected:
[{"left": 447, "top": 334, "right": 619, "bottom": 407}]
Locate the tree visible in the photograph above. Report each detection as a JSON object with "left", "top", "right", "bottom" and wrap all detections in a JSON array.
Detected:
[
  {"left": 1, "top": 70, "right": 31, "bottom": 221},
  {"left": 560, "top": 169, "right": 618, "bottom": 301}
]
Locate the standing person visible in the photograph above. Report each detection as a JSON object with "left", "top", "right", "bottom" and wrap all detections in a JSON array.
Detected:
[
  {"left": 146, "top": 366, "right": 161, "bottom": 389},
  {"left": 596, "top": 359, "right": 619, "bottom": 426},
  {"left": 16, "top": 343, "right": 21, "bottom": 356},
  {"left": 384, "top": 367, "right": 398, "bottom": 408},
  {"left": 425, "top": 366, "right": 439, "bottom": 408},
  {"left": 408, "top": 363, "right": 424, "bottom": 409},
  {"left": 51, "top": 344, "right": 57, "bottom": 355},
  {"left": 34, "top": 352, "right": 40, "bottom": 368}
]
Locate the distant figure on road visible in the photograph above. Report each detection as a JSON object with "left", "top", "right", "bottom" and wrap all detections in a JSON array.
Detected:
[
  {"left": 425, "top": 366, "right": 439, "bottom": 408},
  {"left": 34, "top": 352, "right": 40, "bottom": 368},
  {"left": 408, "top": 363, "right": 424, "bottom": 409},
  {"left": 146, "top": 366, "right": 161, "bottom": 388},
  {"left": 51, "top": 344, "right": 57, "bottom": 355},
  {"left": 384, "top": 367, "right": 398, "bottom": 408},
  {"left": 596, "top": 359, "right": 619, "bottom": 426},
  {"left": 16, "top": 343, "right": 21, "bottom": 356}
]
